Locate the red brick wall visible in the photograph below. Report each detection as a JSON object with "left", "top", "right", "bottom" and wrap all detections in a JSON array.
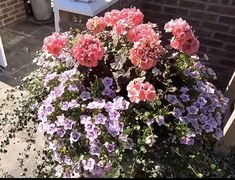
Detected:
[
  {"left": 0, "top": 0, "right": 26, "bottom": 27},
  {"left": 136, "top": 0, "right": 235, "bottom": 90}
]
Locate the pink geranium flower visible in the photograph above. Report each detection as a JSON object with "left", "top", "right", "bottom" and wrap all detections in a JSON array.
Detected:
[
  {"left": 164, "top": 18, "right": 200, "bottom": 55},
  {"left": 130, "top": 39, "right": 165, "bottom": 70},
  {"left": 127, "top": 77, "right": 157, "bottom": 103},
  {"left": 71, "top": 34, "right": 104, "bottom": 68},
  {"left": 128, "top": 23, "right": 159, "bottom": 42},
  {"left": 42, "top": 32, "right": 67, "bottom": 57},
  {"left": 86, "top": 16, "right": 107, "bottom": 34}
]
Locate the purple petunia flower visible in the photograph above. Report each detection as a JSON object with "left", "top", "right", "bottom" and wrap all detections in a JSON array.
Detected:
[
  {"left": 197, "top": 96, "right": 207, "bottom": 107},
  {"left": 82, "top": 158, "right": 96, "bottom": 172},
  {"left": 94, "top": 113, "right": 107, "bottom": 125},
  {"left": 118, "top": 134, "right": 128, "bottom": 142},
  {"left": 173, "top": 108, "right": 182, "bottom": 119},
  {"left": 166, "top": 94, "right": 179, "bottom": 105},
  {"left": 180, "top": 94, "right": 190, "bottom": 102},
  {"left": 106, "top": 121, "right": 123, "bottom": 137},
  {"left": 89, "top": 142, "right": 101, "bottom": 157},
  {"left": 61, "top": 101, "right": 70, "bottom": 111},
  {"left": 180, "top": 137, "right": 194, "bottom": 145},
  {"left": 63, "top": 170, "right": 73, "bottom": 178},
  {"left": 186, "top": 105, "right": 199, "bottom": 115},
  {"left": 46, "top": 123, "right": 57, "bottom": 135},
  {"left": 203, "top": 123, "right": 214, "bottom": 133},
  {"left": 80, "top": 91, "right": 91, "bottom": 101},
  {"left": 155, "top": 115, "right": 165, "bottom": 126},
  {"left": 146, "top": 118, "right": 154, "bottom": 126},
  {"left": 199, "top": 114, "right": 208, "bottom": 124},
  {"left": 108, "top": 110, "right": 120, "bottom": 121},
  {"left": 69, "top": 99, "right": 79, "bottom": 108},
  {"left": 70, "top": 130, "right": 81, "bottom": 144},
  {"left": 102, "top": 77, "right": 113, "bottom": 87},
  {"left": 180, "top": 87, "right": 189, "bottom": 93},
  {"left": 183, "top": 69, "right": 191, "bottom": 76},
  {"left": 68, "top": 84, "right": 79, "bottom": 92},
  {"left": 104, "top": 142, "right": 116, "bottom": 153},
  {"left": 45, "top": 104, "right": 55, "bottom": 115},
  {"left": 44, "top": 72, "right": 57, "bottom": 86},
  {"left": 64, "top": 155, "right": 73, "bottom": 165},
  {"left": 191, "top": 70, "right": 200, "bottom": 78},
  {"left": 87, "top": 99, "right": 106, "bottom": 109},
  {"left": 57, "top": 128, "right": 66, "bottom": 137},
  {"left": 80, "top": 115, "right": 92, "bottom": 124}
]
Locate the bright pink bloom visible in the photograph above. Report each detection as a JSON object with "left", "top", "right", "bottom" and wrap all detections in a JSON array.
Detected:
[
  {"left": 42, "top": 32, "right": 67, "bottom": 57},
  {"left": 164, "top": 18, "right": 191, "bottom": 37},
  {"left": 86, "top": 16, "right": 106, "bottom": 34},
  {"left": 104, "top": 8, "right": 144, "bottom": 34},
  {"left": 130, "top": 39, "right": 165, "bottom": 70},
  {"left": 104, "top": 9, "right": 121, "bottom": 26},
  {"left": 128, "top": 23, "right": 159, "bottom": 42},
  {"left": 164, "top": 18, "right": 200, "bottom": 55},
  {"left": 71, "top": 34, "right": 104, "bottom": 68},
  {"left": 127, "top": 77, "right": 157, "bottom": 103}
]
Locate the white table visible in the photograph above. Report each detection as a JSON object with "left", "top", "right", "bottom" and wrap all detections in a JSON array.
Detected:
[{"left": 53, "top": 0, "right": 118, "bottom": 32}]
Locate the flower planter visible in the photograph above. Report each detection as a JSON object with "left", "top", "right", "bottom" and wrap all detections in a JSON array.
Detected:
[{"left": 30, "top": 0, "right": 52, "bottom": 21}]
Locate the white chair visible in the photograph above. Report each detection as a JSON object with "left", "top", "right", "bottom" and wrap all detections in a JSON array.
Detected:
[{"left": 0, "top": 36, "right": 7, "bottom": 68}]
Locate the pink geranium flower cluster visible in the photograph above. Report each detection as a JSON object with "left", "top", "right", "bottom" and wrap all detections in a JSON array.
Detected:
[
  {"left": 86, "top": 16, "right": 107, "bottom": 34},
  {"left": 127, "top": 77, "right": 157, "bottom": 103},
  {"left": 128, "top": 23, "right": 160, "bottom": 42},
  {"left": 104, "top": 7, "right": 144, "bottom": 35},
  {"left": 130, "top": 38, "right": 165, "bottom": 70},
  {"left": 164, "top": 18, "right": 199, "bottom": 55},
  {"left": 71, "top": 34, "right": 105, "bottom": 67},
  {"left": 42, "top": 32, "right": 67, "bottom": 57}
]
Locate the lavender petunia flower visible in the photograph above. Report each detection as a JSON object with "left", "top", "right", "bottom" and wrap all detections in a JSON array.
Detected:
[
  {"left": 45, "top": 104, "right": 55, "bottom": 115},
  {"left": 69, "top": 99, "right": 79, "bottom": 108},
  {"left": 155, "top": 115, "right": 165, "bottom": 126},
  {"left": 87, "top": 99, "right": 106, "bottom": 109},
  {"left": 94, "top": 113, "right": 107, "bottom": 125},
  {"left": 173, "top": 108, "right": 182, "bottom": 119},
  {"left": 82, "top": 158, "right": 96, "bottom": 172},
  {"left": 68, "top": 84, "right": 79, "bottom": 92},
  {"left": 61, "top": 101, "right": 70, "bottom": 111},
  {"left": 180, "top": 87, "right": 189, "bottom": 93},
  {"left": 64, "top": 155, "right": 73, "bottom": 165},
  {"left": 197, "top": 96, "right": 207, "bottom": 107},
  {"left": 104, "top": 142, "right": 116, "bottom": 153},
  {"left": 180, "top": 94, "right": 190, "bottom": 102},
  {"left": 80, "top": 91, "right": 91, "bottom": 101},
  {"left": 108, "top": 110, "right": 120, "bottom": 121},
  {"left": 46, "top": 123, "right": 57, "bottom": 135},
  {"left": 89, "top": 143, "right": 101, "bottom": 157},
  {"left": 191, "top": 70, "right": 200, "bottom": 78},
  {"left": 70, "top": 130, "right": 81, "bottom": 144},
  {"left": 186, "top": 105, "right": 199, "bottom": 115},
  {"left": 146, "top": 118, "right": 154, "bottom": 126},
  {"left": 57, "top": 128, "right": 66, "bottom": 137},
  {"left": 183, "top": 69, "right": 191, "bottom": 76},
  {"left": 180, "top": 137, "right": 194, "bottom": 145},
  {"left": 118, "top": 134, "right": 129, "bottom": 142},
  {"left": 80, "top": 115, "right": 92, "bottom": 124},
  {"left": 102, "top": 77, "right": 113, "bottom": 87},
  {"left": 166, "top": 94, "right": 179, "bottom": 105},
  {"left": 203, "top": 123, "right": 214, "bottom": 133},
  {"left": 44, "top": 72, "right": 57, "bottom": 86}
]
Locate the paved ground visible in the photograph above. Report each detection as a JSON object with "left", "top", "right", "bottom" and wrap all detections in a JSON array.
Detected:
[{"left": 0, "top": 18, "right": 54, "bottom": 87}]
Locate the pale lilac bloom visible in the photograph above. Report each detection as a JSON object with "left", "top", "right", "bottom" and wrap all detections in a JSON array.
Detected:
[
  {"left": 63, "top": 170, "right": 73, "bottom": 178},
  {"left": 180, "top": 137, "right": 194, "bottom": 145},
  {"left": 80, "top": 91, "right": 91, "bottom": 101},
  {"left": 104, "top": 101, "right": 116, "bottom": 112},
  {"left": 102, "top": 77, "right": 113, "bottom": 87},
  {"left": 118, "top": 134, "right": 129, "bottom": 142},
  {"left": 199, "top": 114, "right": 208, "bottom": 124},
  {"left": 203, "top": 123, "right": 214, "bottom": 133},
  {"left": 108, "top": 110, "right": 120, "bottom": 121},
  {"left": 146, "top": 118, "right": 154, "bottom": 126},
  {"left": 102, "top": 87, "right": 115, "bottom": 98},
  {"left": 186, "top": 105, "right": 199, "bottom": 115},
  {"left": 44, "top": 72, "right": 57, "bottom": 86},
  {"left": 63, "top": 119, "right": 75, "bottom": 130},
  {"left": 61, "top": 101, "right": 70, "bottom": 111},
  {"left": 53, "top": 84, "right": 65, "bottom": 98},
  {"left": 197, "top": 96, "right": 207, "bottom": 108},
  {"left": 180, "top": 94, "right": 190, "bottom": 102},
  {"left": 180, "top": 87, "right": 189, "bottom": 93},
  {"left": 113, "top": 96, "right": 130, "bottom": 110},
  {"left": 70, "top": 130, "right": 81, "bottom": 144},
  {"left": 156, "top": 115, "right": 165, "bottom": 126},
  {"left": 68, "top": 84, "right": 79, "bottom": 91},
  {"left": 166, "top": 94, "right": 179, "bottom": 105},
  {"left": 57, "top": 128, "right": 66, "bottom": 137},
  {"left": 64, "top": 155, "right": 73, "bottom": 165},
  {"left": 104, "top": 162, "right": 112, "bottom": 172},
  {"left": 80, "top": 115, "right": 92, "bottom": 124},
  {"left": 104, "top": 142, "right": 116, "bottom": 153},
  {"left": 82, "top": 158, "right": 96, "bottom": 172},
  {"left": 191, "top": 70, "right": 200, "bottom": 78},
  {"left": 54, "top": 151, "right": 63, "bottom": 164},
  {"left": 183, "top": 69, "right": 191, "bottom": 76},
  {"left": 91, "top": 163, "right": 105, "bottom": 177},
  {"left": 94, "top": 113, "right": 107, "bottom": 125},
  {"left": 106, "top": 121, "right": 123, "bottom": 137},
  {"left": 46, "top": 123, "right": 57, "bottom": 135},
  {"left": 87, "top": 99, "right": 106, "bottom": 109},
  {"left": 173, "top": 108, "right": 182, "bottom": 119},
  {"left": 45, "top": 104, "right": 55, "bottom": 115},
  {"left": 89, "top": 143, "right": 101, "bottom": 157},
  {"left": 69, "top": 99, "right": 79, "bottom": 108}
]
